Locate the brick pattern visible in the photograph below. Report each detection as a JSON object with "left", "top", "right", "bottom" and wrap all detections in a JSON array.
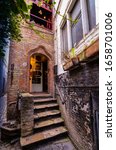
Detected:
[
  {"left": 56, "top": 58, "right": 99, "bottom": 150},
  {"left": 7, "top": 23, "right": 54, "bottom": 119},
  {"left": 20, "top": 93, "right": 34, "bottom": 137}
]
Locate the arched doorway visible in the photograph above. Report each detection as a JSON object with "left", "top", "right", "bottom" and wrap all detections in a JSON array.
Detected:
[{"left": 30, "top": 53, "right": 48, "bottom": 93}]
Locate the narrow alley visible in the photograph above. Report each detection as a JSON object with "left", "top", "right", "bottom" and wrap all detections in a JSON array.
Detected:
[{"left": 0, "top": 0, "right": 99, "bottom": 150}]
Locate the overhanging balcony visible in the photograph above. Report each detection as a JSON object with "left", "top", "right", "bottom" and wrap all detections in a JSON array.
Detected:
[
  {"left": 30, "top": 13, "right": 52, "bottom": 30},
  {"left": 32, "top": 0, "right": 52, "bottom": 12},
  {"left": 30, "top": 1, "right": 52, "bottom": 30}
]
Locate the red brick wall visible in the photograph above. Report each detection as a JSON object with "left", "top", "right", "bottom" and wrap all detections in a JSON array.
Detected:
[{"left": 7, "top": 23, "right": 54, "bottom": 119}]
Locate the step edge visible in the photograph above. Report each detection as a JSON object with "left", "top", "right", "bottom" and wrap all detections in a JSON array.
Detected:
[
  {"left": 34, "top": 101, "right": 57, "bottom": 103},
  {"left": 34, "top": 112, "right": 61, "bottom": 119},
  {"left": 34, "top": 98, "right": 57, "bottom": 101},
  {"left": 34, "top": 104, "right": 59, "bottom": 109},
  {"left": 34, "top": 119, "right": 64, "bottom": 129},
  {"left": 20, "top": 127, "right": 67, "bottom": 147}
]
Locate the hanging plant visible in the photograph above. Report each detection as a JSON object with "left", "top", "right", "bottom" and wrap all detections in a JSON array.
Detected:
[{"left": 38, "top": 1, "right": 43, "bottom": 7}]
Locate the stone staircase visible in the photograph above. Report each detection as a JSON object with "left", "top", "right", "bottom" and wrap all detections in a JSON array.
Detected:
[{"left": 20, "top": 94, "right": 67, "bottom": 147}]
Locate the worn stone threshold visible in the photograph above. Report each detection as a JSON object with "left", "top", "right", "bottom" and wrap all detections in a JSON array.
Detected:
[
  {"left": 20, "top": 126, "right": 67, "bottom": 147},
  {"left": 30, "top": 93, "right": 52, "bottom": 98},
  {"left": 34, "top": 98, "right": 57, "bottom": 103}
]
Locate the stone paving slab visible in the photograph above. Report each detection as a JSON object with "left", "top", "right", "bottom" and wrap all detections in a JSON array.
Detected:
[{"left": 0, "top": 138, "right": 76, "bottom": 150}]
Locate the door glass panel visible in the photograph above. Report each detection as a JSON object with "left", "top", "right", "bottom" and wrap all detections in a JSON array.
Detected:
[
  {"left": 32, "top": 72, "right": 41, "bottom": 84},
  {"left": 30, "top": 54, "right": 48, "bottom": 92},
  {"left": 32, "top": 62, "right": 42, "bottom": 84}
]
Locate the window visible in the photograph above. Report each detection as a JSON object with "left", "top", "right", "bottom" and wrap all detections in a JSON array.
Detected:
[
  {"left": 87, "top": 0, "right": 96, "bottom": 30},
  {"left": 60, "top": 0, "right": 97, "bottom": 62},
  {"left": 71, "top": 0, "right": 83, "bottom": 47},
  {"left": 62, "top": 22, "right": 68, "bottom": 51},
  {"left": 30, "top": 1, "right": 52, "bottom": 30}
]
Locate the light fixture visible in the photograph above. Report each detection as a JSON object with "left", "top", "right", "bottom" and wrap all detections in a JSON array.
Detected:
[{"left": 38, "top": 10, "right": 42, "bottom": 15}]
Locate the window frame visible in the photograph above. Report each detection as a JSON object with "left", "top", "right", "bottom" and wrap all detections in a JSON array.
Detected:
[
  {"left": 70, "top": 0, "right": 83, "bottom": 47},
  {"left": 86, "top": 0, "right": 96, "bottom": 31},
  {"left": 61, "top": 21, "right": 68, "bottom": 52}
]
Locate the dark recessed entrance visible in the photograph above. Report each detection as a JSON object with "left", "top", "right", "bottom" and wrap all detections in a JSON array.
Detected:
[{"left": 30, "top": 53, "right": 48, "bottom": 92}]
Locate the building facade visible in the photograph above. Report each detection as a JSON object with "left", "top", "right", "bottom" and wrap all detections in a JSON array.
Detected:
[
  {"left": 4, "top": 0, "right": 99, "bottom": 149},
  {"left": 7, "top": 0, "right": 54, "bottom": 119},
  {"left": 54, "top": 0, "right": 99, "bottom": 149}
]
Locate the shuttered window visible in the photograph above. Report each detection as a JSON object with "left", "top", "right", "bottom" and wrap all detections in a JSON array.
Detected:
[
  {"left": 71, "top": 0, "right": 83, "bottom": 47},
  {"left": 87, "top": 0, "right": 96, "bottom": 30},
  {"left": 62, "top": 22, "right": 68, "bottom": 51}
]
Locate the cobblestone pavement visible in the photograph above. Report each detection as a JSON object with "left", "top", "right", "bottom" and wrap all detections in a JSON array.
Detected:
[{"left": 0, "top": 138, "right": 76, "bottom": 150}]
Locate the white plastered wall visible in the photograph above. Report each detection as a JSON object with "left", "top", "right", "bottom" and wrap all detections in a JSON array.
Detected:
[{"left": 54, "top": 0, "right": 99, "bottom": 75}]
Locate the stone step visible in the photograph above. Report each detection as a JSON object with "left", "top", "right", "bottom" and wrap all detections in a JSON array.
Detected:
[
  {"left": 20, "top": 126, "right": 67, "bottom": 147},
  {"left": 31, "top": 93, "right": 52, "bottom": 98},
  {"left": 34, "top": 110, "right": 61, "bottom": 120},
  {"left": 34, "top": 117, "right": 64, "bottom": 130},
  {"left": 34, "top": 98, "right": 57, "bottom": 104},
  {"left": 34, "top": 103, "right": 59, "bottom": 110}
]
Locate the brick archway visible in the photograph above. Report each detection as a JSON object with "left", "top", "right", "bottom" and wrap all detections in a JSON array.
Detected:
[
  {"left": 28, "top": 45, "right": 52, "bottom": 60},
  {"left": 27, "top": 46, "right": 54, "bottom": 95}
]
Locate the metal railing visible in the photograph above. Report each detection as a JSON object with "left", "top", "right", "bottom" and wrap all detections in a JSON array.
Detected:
[
  {"left": 30, "top": 13, "right": 52, "bottom": 30},
  {"left": 32, "top": 0, "right": 52, "bottom": 12}
]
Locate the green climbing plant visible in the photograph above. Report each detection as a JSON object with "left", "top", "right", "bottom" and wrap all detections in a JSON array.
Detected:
[
  {"left": 0, "top": 0, "right": 31, "bottom": 58},
  {"left": 63, "top": 47, "right": 76, "bottom": 62},
  {"left": 0, "top": 0, "right": 78, "bottom": 58}
]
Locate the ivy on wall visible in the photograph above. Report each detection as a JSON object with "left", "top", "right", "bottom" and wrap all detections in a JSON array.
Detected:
[
  {"left": 0, "top": 0, "right": 30, "bottom": 58},
  {"left": 0, "top": 0, "right": 78, "bottom": 58}
]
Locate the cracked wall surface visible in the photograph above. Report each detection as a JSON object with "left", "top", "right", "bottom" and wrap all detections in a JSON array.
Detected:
[{"left": 56, "top": 58, "right": 99, "bottom": 150}]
